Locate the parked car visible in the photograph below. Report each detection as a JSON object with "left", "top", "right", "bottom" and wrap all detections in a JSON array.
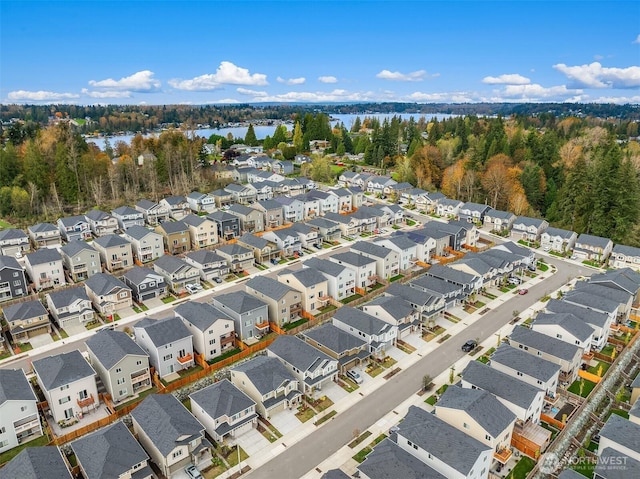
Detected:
[
  {"left": 185, "top": 464, "right": 203, "bottom": 479},
  {"left": 213, "top": 277, "right": 223, "bottom": 284},
  {"left": 461, "top": 339, "right": 477, "bottom": 352},
  {"left": 271, "top": 258, "right": 279, "bottom": 265},
  {"left": 297, "top": 251, "right": 304, "bottom": 256},
  {"left": 346, "top": 369, "right": 363, "bottom": 384},
  {"left": 314, "top": 243, "right": 323, "bottom": 249},
  {"left": 185, "top": 283, "right": 203, "bottom": 294},
  {"left": 518, "top": 289, "right": 528, "bottom": 295},
  {"left": 528, "top": 264, "right": 536, "bottom": 271},
  {"left": 508, "top": 277, "right": 522, "bottom": 285}
]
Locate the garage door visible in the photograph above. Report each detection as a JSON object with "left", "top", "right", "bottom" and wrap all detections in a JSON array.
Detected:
[{"left": 141, "top": 292, "right": 156, "bottom": 301}]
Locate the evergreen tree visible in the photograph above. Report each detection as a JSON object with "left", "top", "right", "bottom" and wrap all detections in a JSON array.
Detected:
[
  {"left": 0, "top": 143, "right": 20, "bottom": 187},
  {"left": 293, "top": 121, "right": 304, "bottom": 153},
  {"left": 244, "top": 124, "right": 258, "bottom": 146},
  {"left": 351, "top": 116, "right": 361, "bottom": 133}
]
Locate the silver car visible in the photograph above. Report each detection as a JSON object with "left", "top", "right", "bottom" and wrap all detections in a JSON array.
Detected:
[{"left": 346, "top": 369, "right": 363, "bottom": 384}]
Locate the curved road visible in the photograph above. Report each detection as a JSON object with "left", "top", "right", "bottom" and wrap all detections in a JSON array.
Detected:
[{"left": 247, "top": 256, "right": 589, "bottom": 479}]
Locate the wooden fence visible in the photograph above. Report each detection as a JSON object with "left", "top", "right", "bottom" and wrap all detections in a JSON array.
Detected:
[
  {"left": 540, "top": 413, "right": 566, "bottom": 430},
  {"left": 577, "top": 370, "right": 603, "bottom": 384}
]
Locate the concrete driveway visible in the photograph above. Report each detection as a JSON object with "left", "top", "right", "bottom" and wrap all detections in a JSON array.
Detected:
[
  {"left": 268, "top": 409, "right": 301, "bottom": 435},
  {"left": 236, "top": 427, "right": 271, "bottom": 456},
  {"left": 320, "top": 380, "right": 350, "bottom": 404},
  {"left": 143, "top": 297, "right": 165, "bottom": 309},
  {"left": 27, "top": 333, "right": 54, "bottom": 349},
  {"left": 62, "top": 322, "right": 87, "bottom": 337}
]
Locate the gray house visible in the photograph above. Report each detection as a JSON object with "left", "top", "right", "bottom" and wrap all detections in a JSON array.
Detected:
[
  {"left": 0, "top": 369, "right": 43, "bottom": 453},
  {"left": 0, "top": 229, "right": 30, "bottom": 258},
  {"left": 0, "top": 447, "right": 72, "bottom": 479},
  {"left": 121, "top": 225, "right": 164, "bottom": 264},
  {"left": 216, "top": 244, "right": 254, "bottom": 273},
  {"left": 237, "top": 233, "right": 278, "bottom": 264},
  {"left": 153, "top": 255, "right": 200, "bottom": 293},
  {"left": 112, "top": 206, "right": 145, "bottom": 230},
  {"left": 302, "top": 323, "right": 369, "bottom": 373},
  {"left": 46, "top": 286, "right": 95, "bottom": 331},
  {"left": 332, "top": 306, "right": 397, "bottom": 357},
  {"left": 134, "top": 317, "right": 194, "bottom": 378},
  {"left": 184, "top": 250, "right": 229, "bottom": 282},
  {"left": 0, "top": 255, "right": 28, "bottom": 302},
  {"left": 57, "top": 215, "right": 92, "bottom": 242},
  {"left": 305, "top": 217, "right": 341, "bottom": 242},
  {"left": 28, "top": 222, "right": 62, "bottom": 249},
  {"left": 207, "top": 211, "right": 241, "bottom": 241},
  {"left": 212, "top": 291, "right": 269, "bottom": 341},
  {"left": 175, "top": 302, "right": 236, "bottom": 361},
  {"left": 251, "top": 199, "right": 284, "bottom": 229},
  {"left": 135, "top": 199, "right": 170, "bottom": 226},
  {"left": 121, "top": 266, "right": 167, "bottom": 302},
  {"left": 228, "top": 203, "right": 265, "bottom": 233},
  {"left": 85, "top": 209, "right": 119, "bottom": 237},
  {"left": 60, "top": 241, "right": 101, "bottom": 282}
]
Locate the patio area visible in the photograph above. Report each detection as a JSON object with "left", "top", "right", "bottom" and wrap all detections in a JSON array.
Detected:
[{"left": 47, "top": 402, "right": 112, "bottom": 438}]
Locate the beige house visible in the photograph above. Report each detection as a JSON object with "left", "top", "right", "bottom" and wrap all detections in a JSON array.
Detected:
[
  {"left": 92, "top": 234, "right": 133, "bottom": 272},
  {"left": 277, "top": 268, "right": 329, "bottom": 315},
  {"left": 121, "top": 225, "right": 164, "bottom": 264},
  {"left": 181, "top": 214, "right": 218, "bottom": 250},
  {"left": 85, "top": 209, "right": 119, "bottom": 237},
  {"left": 245, "top": 276, "right": 303, "bottom": 328},
  {"left": 84, "top": 273, "right": 133, "bottom": 316},
  {"left": 28, "top": 222, "right": 62, "bottom": 249},
  {"left": 3, "top": 299, "right": 51, "bottom": 342},
  {"left": 216, "top": 244, "right": 254, "bottom": 273},
  {"left": 156, "top": 221, "right": 190, "bottom": 255},
  {"left": 24, "top": 248, "right": 66, "bottom": 291}
]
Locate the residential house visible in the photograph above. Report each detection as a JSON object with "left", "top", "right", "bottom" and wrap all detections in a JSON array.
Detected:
[
  {"left": 531, "top": 312, "right": 594, "bottom": 354},
  {"left": 131, "top": 394, "right": 211, "bottom": 478},
  {"left": 216, "top": 244, "right": 254, "bottom": 273},
  {"left": 611, "top": 244, "right": 640, "bottom": 271},
  {"left": 402, "top": 227, "right": 444, "bottom": 261},
  {"left": 435, "top": 385, "right": 517, "bottom": 467},
  {"left": 540, "top": 227, "right": 577, "bottom": 253},
  {"left": 251, "top": 199, "right": 284, "bottom": 229},
  {"left": 71, "top": 420, "right": 153, "bottom": 479},
  {"left": 303, "top": 323, "right": 369, "bottom": 373},
  {"left": 332, "top": 306, "right": 397, "bottom": 357},
  {"left": 338, "top": 171, "right": 359, "bottom": 187},
  {"left": 346, "top": 209, "right": 378, "bottom": 232},
  {"left": 424, "top": 264, "right": 483, "bottom": 297},
  {"left": 245, "top": 276, "right": 302, "bottom": 328},
  {"left": 46, "top": 286, "right": 94, "bottom": 331},
  {"left": 262, "top": 228, "right": 301, "bottom": 256},
  {"left": 135, "top": 199, "right": 170, "bottom": 226},
  {"left": 160, "top": 195, "right": 190, "bottom": 220},
  {"left": 32, "top": 350, "right": 98, "bottom": 423},
  {"left": 184, "top": 250, "right": 229, "bottom": 282},
  {"left": 594, "top": 448, "right": 640, "bottom": 479},
  {"left": 436, "top": 198, "right": 464, "bottom": 218},
  {"left": 387, "top": 181, "right": 413, "bottom": 198},
  {"left": 85, "top": 329, "right": 151, "bottom": 403},
  {"left": 189, "top": 379, "right": 257, "bottom": 444},
  {"left": 111, "top": 206, "right": 145, "bottom": 230},
  {"left": 448, "top": 255, "right": 498, "bottom": 287},
  {"left": 0, "top": 446, "right": 72, "bottom": 479},
  {"left": 458, "top": 202, "right": 492, "bottom": 224},
  {"left": 366, "top": 175, "right": 396, "bottom": 195},
  {"left": 274, "top": 196, "right": 305, "bottom": 223},
  {"left": 209, "top": 189, "right": 234, "bottom": 208},
  {"left": 57, "top": 215, "right": 92, "bottom": 242},
  {"left": 374, "top": 235, "right": 419, "bottom": 272},
  {"left": 153, "top": 255, "right": 200, "bottom": 293},
  {"left": 376, "top": 203, "right": 405, "bottom": 225},
  {"left": 345, "top": 186, "right": 365, "bottom": 208},
  {"left": 60, "top": 241, "right": 100, "bottom": 282},
  {"left": 419, "top": 191, "right": 447, "bottom": 213},
  {"left": 589, "top": 268, "right": 640, "bottom": 302},
  {"left": 84, "top": 273, "right": 132, "bottom": 316},
  {"left": 85, "top": 209, "right": 119, "bottom": 237},
  {"left": 207, "top": 211, "right": 241, "bottom": 241},
  {"left": 460, "top": 361, "right": 545, "bottom": 424},
  {"left": 156, "top": 220, "right": 190, "bottom": 255},
  {"left": 305, "top": 190, "right": 339, "bottom": 216},
  {"left": 329, "top": 188, "right": 353, "bottom": 213},
  {"left": 556, "top": 293, "right": 616, "bottom": 349},
  {"left": 224, "top": 183, "right": 257, "bottom": 205},
  {"left": 597, "top": 414, "right": 640, "bottom": 463},
  {"left": 237, "top": 233, "right": 278, "bottom": 264},
  {"left": 212, "top": 291, "right": 269, "bottom": 341},
  {"left": 409, "top": 274, "right": 465, "bottom": 309},
  {"left": 323, "top": 212, "right": 362, "bottom": 237},
  {"left": 92, "top": 234, "right": 133, "bottom": 272},
  {"left": 351, "top": 241, "right": 400, "bottom": 280},
  {"left": 400, "top": 187, "right": 429, "bottom": 206},
  {"left": 491, "top": 241, "right": 536, "bottom": 268},
  {"left": 423, "top": 221, "right": 468, "bottom": 251},
  {"left": 121, "top": 225, "right": 164, "bottom": 264},
  {"left": 357, "top": 439, "right": 447, "bottom": 479},
  {"left": 450, "top": 219, "right": 480, "bottom": 248},
  {"left": 121, "top": 266, "right": 167, "bottom": 302},
  {"left": 182, "top": 214, "right": 218, "bottom": 250},
  {"left": 267, "top": 335, "right": 338, "bottom": 395},
  {"left": 483, "top": 209, "right": 516, "bottom": 233},
  {"left": 175, "top": 302, "right": 235, "bottom": 362},
  {"left": 134, "top": 317, "right": 194, "bottom": 377},
  {"left": 211, "top": 164, "right": 235, "bottom": 181},
  {"left": 303, "top": 257, "right": 355, "bottom": 301},
  {"left": 0, "top": 369, "right": 43, "bottom": 453},
  {"left": 230, "top": 355, "right": 302, "bottom": 419},
  {"left": 24, "top": 248, "right": 65, "bottom": 291},
  {"left": 305, "top": 217, "right": 341, "bottom": 243},
  {"left": 490, "top": 344, "right": 561, "bottom": 400},
  {"left": 227, "top": 204, "right": 265, "bottom": 233},
  {"left": 511, "top": 216, "right": 548, "bottom": 242},
  {"left": 508, "top": 325, "right": 582, "bottom": 384},
  {"left": 330, "top": 251, "right": 377, "bottom": 290},
  {"left": 272, "top": 159, "right": 293, "bottom": 175},
  {"left": 0, "top": 255, "right": 28, "bottom": 302},
  {"left": 27, "top": 222, "right": 61, "bottom": 249},
  {"left": 288, "top": 223, "right": 319, "bottom": 249},
  {"left": 361, "top": 295, "right": 420, "bottom": 338},
  {"left": 186, "top": 191, "right": 216, "bottom": 214},
  {"left": 294, "top": 154, "right": 310, "bottom": 166},
  {"left": 573, "top": 233, "right": 614, "bottom": 263},
  {"left": 574, "top": 281, "right": 633, "bottom": 321},
  {"left": 277, "top": 268, "right": 329, "bottom": 315}
]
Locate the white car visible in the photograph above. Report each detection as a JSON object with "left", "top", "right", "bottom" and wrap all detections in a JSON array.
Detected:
[
  {"left": 346, "top": 369, "right": 363, "bottom": 384},
  {"left": 185, "top": 283, "right": 203, "bottom": 294},
  {"left": 185, "top": 464, "right": 202, "bottom": 479},
  {"left": 508, "top": 277, "right": 522, "bottom": 285}
]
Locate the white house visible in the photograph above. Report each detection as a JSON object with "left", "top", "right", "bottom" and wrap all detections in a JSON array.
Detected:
[
  {"left": 175, "top": 302, "right": 236, "bottom": 362},
  {"left": 0, "top": 369, "right": 43, "bottom": 453}
]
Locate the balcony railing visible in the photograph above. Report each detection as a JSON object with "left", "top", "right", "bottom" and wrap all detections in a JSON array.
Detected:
[
  {"left": 220, "top": 334, "right": 235, "bottom": 347},
  {"left": 494, "top": 447, "right": 512, "bottom": 464},
  {"left": 177, "top": 353, "right": 193, "bottom": 364},
  {"left": 13, "top": 416, "right": 40, "bottom": 434},
  {"left": 77, "top": 394, "right": 95, "bottom": 409},
  {"left": 131, "top": 369, "right": 150, "bottom": 384},
  {"left": 255, "top": 321, "right": 270, "bottom": 331}
]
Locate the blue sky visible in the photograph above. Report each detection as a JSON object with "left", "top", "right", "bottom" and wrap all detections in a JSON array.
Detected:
[{"left": 1, "top": 1, "right": 639, "bottom": 105}]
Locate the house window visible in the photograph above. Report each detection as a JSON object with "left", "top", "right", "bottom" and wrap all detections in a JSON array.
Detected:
[
  {"left": 60, "top": 385, "right": 69, "bottom": 391},
  {"left": 136, "top": 360, "right": 142, "bottom": 365},
  {"left": 115, "top": 368, "right": 122, "bottom": 373},
  {"left": 117, "top": 378, "right": 125, "bottom": 385},
  {"left": 209, "top": 339, "right": 216, "bottom": 345},
  {"left": 163, "top": 354, "right": 173, "bottom": 361},
  {"left": 485, "top": 434, "right": 491, "bottom": 441},
  {"left": 119, "top": 292, "right": 128, "bottom": 298},
  {"left": 0, "top": 427, "right": 5, "bottom": 434},
  {"left": 463, "top": 422, "right": 470, "bottom": 429},
  {"left": 119, "top": 389, "right": 127, "bottom": 396},
  {"left": 59, "top": 396, "right": 70, "bottom": 405},
  {"left": 173, "top": 450, "right": 183, "bottom": 459}
]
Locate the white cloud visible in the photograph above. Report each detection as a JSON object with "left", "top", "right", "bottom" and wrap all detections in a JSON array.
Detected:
[
  {"left": 236, "top": 87, "right": 267, "bottom": 97},
  {"left": 277, "top": 76, "right": 306, "bottom": 85},
  {"left": 7, "top": 90, "right": 80, "bottom": 101},
  {"left": 594, "top": 54, "right": 604, "bottom": 61},
  {"left": 590, "top": 95, "right": 640, "bottom": 104},
  {"left": 204, "top": 98, "right": 241, "bottom": 104},
  {"left": 553, "top": 62, "right": 640, "bottom": 88},
  {"left": 88, "top": 70, "right": 160, "bottom": 92},
  {"left": 482, "top": 73, "right": 531, "bottom": 85},
  {"left": 256, "top": 89, "right": 376, "bottom": 103},
  {"left": 318, "top": 76, "right": 338, "bottom": 84},
  {"left": 169, "top": 61, "right": 268, "bottom": 91},
  {"left": 81, "top": 88, "right": 131, "bottom": 99},
  {"left": 498, "top": 83, "right": 582, "bottom": 100},
  {"left": 376, "top": 69, "right": 427, "bottom": 82},
  {"left": 633, "top": 34, "right": 640, "bottom": 44},
  {"left": 407, "top": 91, "right": 476, "bottom": 103}
]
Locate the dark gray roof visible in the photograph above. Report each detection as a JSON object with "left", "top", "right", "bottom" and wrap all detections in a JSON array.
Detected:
[
  {"left": 58, "top": 215, "right": 88, "bottom": 227},
  {"left": 268, "top": 335, "right": 334, "bottom": 372},
  {"left": 181, "top": 214, "right": 209, "bottom": 227},
  {"left": 122, "top": 225, "right": 157, "bottom": 241},
  {"left": 189, "top": 379, "right": 256, "bottom": 421},
  {"left": 112, "top": 206, "right": 140, "bottom": 216},
  {"left": 162, "top": 195, "right": 187, "bottom": 206},
  {"left": 122, "top": 266, "right": 163, "bottom": 286},
  {"left": 255, "top": 199, "right": 283, "bottom": 210},
  {"left": 426, "top": 264, "right": 478, "bottom": 286},
  {"left": 154, "top": 255, "right": 191, "bottom": 274},
  {"left": 134, "top": 316, "right": 191, "bottom": 347},
  {"left": 333, "top": 306, "right": 393, "bottom": 336},
  {"left": 158, "top": 220, "right": 188, "bottom": 234},
  {"left": 0, "top": 228, "right": 28, "bottom": 241},
  {"left": 0, "top": 254, "right": 22, "bottom": 270},
  {"left": 29, "top": 222, "right": 59, "bottom": 234},
  {"left": 576, "top": 233, "right": 612, "bottom": 248},
  {"left": 594, "top": 448, "right": 640, "bottom": 479},
  {"left": 0, "top": 368, "right": 36, "bottom": 405},
  {"left": 93, "top": 234, "right": 130, "bottom": 249},
  {"left": 303, "top": 323, "right": 367, "bottom": 355},
  {"left": 279, "top": 267, "right": 327, "bottom": 288},
  {"left": 135, "top": 199, "right": 157, "bottom": 210},
  {"left": 214, "top": 291, "right": 267, "bottom": 314},
  {"left": 130, "top": 394, "right": 204, "bottom": 457},
  {"left": 589, "top": 268, "right": 640, "bottom": 295},
  {"left": 630, "top": 397, "right": 640, "bottom": 420},
  {"left": 451, "top": 257, "right": 492, "bottom": 276},
  {"left": 486, "top": 209, "right": 515, "bottom": 220},
  {"left": 374, "top": 235, "right": 417, "bottom": 250},
  {"left": 364, "top": 295, "right": 414, "bottom": 319},
  {"left": 397, "top": 405, "right": 490, "bottom": 476},
  {"left": 436, "top": 385, "right": 516, "bottom": 437},
  {"left": 238, "top": 233, "right": 270, "bottom": 249},
  {"left": 71, "top": 420, "right": 149, "bottom": 479},
  {"left": 558, "top": 469, "right": 589, "bottom": 479},
  {"left": 386, "top": 282, "right": 443, "bottom": 307},
  {"left": 574, "top": 281, "right": 632, "bottom": 305},
  {"left": 217, "top": 243, "right": 252, "bottom": 257},
  {"left": 208, "top": 211, "right": 240, "bottom": 222},
  {"left": 439, "top": 197, "right": 463, "bottom": 207},
  {"left": 533, "top": 312, "right": 594, "bottom": 342},
  {"left": 410, "top": 275, "right": 462, "bottom": 296},
  {"left": 513, "top": 216, "right": 547, "bottom": 228},
  {"left": 85, "top": 209, "right": 111, "bottom": 222},
  {"left": 320, "top": 470, "right": 351, "bottom": 479},
  {"left": 509, "top": 325, "right": 580, "bottom": 362},
  {"left": 613, "top": 243, "right": 640, "bottom": 257},
  {"left": 0, "top": 446, "right": 72, "bottom": 479},
  {"left": 289, "top": 222, "right": 313, "bottom": 235},
  {"left": 228, "top": 203, "right": 255, "bottom": 216},
  {"left": 323, "top": 212, "right": 354, "bottom": 225},
  {"left": 175, "top": 301, "right": 232, "bottom": 331},
  {"left": 25, "top": 248, "right": 62, "bottom": 266},
  {"left": 563, "top": 290, "right": 619, "bottom": 315},
  {"left": 85, "top": 273, "right": 130, "bottom": 296},
  {"left": 351, "top": 241, "right": 395, "bottom": 259},
  {"left": 33, "top": 350, "right": 96, "bottom": 391},
  {"left": 599, "top": 413, "right": 640, "bottom": 454},
  {"left": 461, "top": 360, "right": 543, "bottom": 410},
  {"left": 357, "top": 439, "right": 446, "bottom": 479},
  {"left": 305, "top": 217, "right": 340, "bottom": 229},
  {"left": 61, "top": 240, "right": 97, "bottom": 256},
  {"left": 3, "top": 299, "right": 48, "bottom": 322},
  {"left": 246, "top": 276, "right": 299, "bottom": 300},
  {"left": 546, "top": 299, "right": 610, "bottom": 330},
  {"left": 303, "top": 257, "right": 349, "bottom": 278},
  {"left": 461, "top": 201, "right": 491, "bottom": 212},
  {"left": 232, "top": 355, "right": 297, "bottom": 395},
  {"left": 86, "top": 330, "right": 147, "bottom": 370},
  {"left": 47, "top": 286, "right": 90, "bottom": 310},
  {"left": 491, "top": 343, "right": 561, "bottom": 383},
  {"left": 331, "top": 251, "right": 376, "bottom": 267},
  {"left": 544, "top": 226, "right": 576, "bottom": 239},
  {"left": 185, "top": 249, "right": 225, "bottom": 265},
  {"left": 632, "top": 372, "right": 640, "bottom": 388}
]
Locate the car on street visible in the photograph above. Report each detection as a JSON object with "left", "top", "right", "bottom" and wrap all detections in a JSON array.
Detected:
[
  {"left": 346, "top": 369, "right": 363, "bottom": 384},
  {"left": 185, "top": 464, "right": 203, "bottom": 479},
  {"left": 518, "top": 289, "right": 528, "bottom": 295},
  {"left": 461, "top": 339, "right": 477, "bottom": 352},
  {"left": 185, "top": 283, "right": 203, "bottom": 294}
]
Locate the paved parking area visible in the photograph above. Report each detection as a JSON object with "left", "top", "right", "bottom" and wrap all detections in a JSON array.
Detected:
[
  {"left": 28, "top": 333, "right": 54, "bottom": 348},
  {"left": 385, "top": 345, "right": 408, "bottom": 363},
  {"left": 268, "top": 409, "right": 301, "bottom": 435},
  {"left": 62, "top": 322, "right": 87, "bottom": 337},
  {"left": 401, "top": 332, "right": 427, "bottom": 350},
  {"left": 117, "top": 306, "right": 138, "bottom": 318},
  {"left": 320, "top": 380, "right": 350, "bottom": 404},
  {"left": 143, "top": 297, "right": 164, "bottom": 310},
  {"left": 236, "top": 427, "right": 271, "bottom": 456}
]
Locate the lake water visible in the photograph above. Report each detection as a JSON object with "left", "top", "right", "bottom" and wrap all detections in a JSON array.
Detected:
[{"left": 85, "top": 112, "right": 456, "bottom": 150}]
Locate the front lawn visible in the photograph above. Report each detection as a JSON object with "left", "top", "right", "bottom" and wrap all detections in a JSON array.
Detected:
[
  {"left": 283, "top": 317, "right": 309, "bottom": 330},
  {"left": 162, "top": 296, "right": 176, "bottom": 304},
  {"left": 295, "top": 406, "right": 317, "bottom": 423},
  {"left": 352, "top": 434, "right": 387, "bottom": 463},
  {"left": 425, "top": 395, "right": 438, "bottom": 406}
]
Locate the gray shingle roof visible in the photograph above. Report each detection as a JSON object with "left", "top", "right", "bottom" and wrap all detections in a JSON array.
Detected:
[
  {"left": 321, "top": 469, "right": 351, "bottom": 479},
  {"left": 135, "top": 199, "right": 157, "bottom": 210},
  {"left": 410, "top": 275, "right": 462, "bottom": 296},
  {"left": 562, "top": 290, "right": 619, "bottom": 315},
  {"left": 47, "top": 286, "right": 90, "bottom": 310},
  {"left": 162, "top": 195, "right": 187, "bottom": 206},
  {"left": 574, "top": 281, "right": 632, "bottom": 305},
  {"left": 436, "top": 385, "right": 516, "bottom": 437},
  {"left": 33, "top": 350, "right": 96, "bottom": 391},
  {"left": 25, "top": 248, "right": 62, "bottom": 266},
  {"left": 214, "top": 291, "right": 267, "bottom": 314},
  {"left": 85, "top": 273, "right": 130, "bottom": 296},
  {"left": 558, "top": 469, "right": 590, "bottom": 479},
  {"left": 305, "top": 217, "right": 340, "bottom": 229},
  {"left": 594, "top": 448, "right": 640, "bottom": 479},
  {"left": 122, "top": 225, "right": 156, "bottom": 241},
  {"left": 532, "top": 312, "right": 594, "bottom": 342},
  {"left": 181, "top": 214, "right": 208, "bottom": 227},
  {"left": 546, "top": 299, "right": 610, "bottom": 329},
  {"left": 486, "top": 209, "right": 515, "bottom": 220},
  {"left": 303, "top": 257, "right": 348, "bottom": 278},
  {"left": 93, "top": 234, "right": 130, "bottom": 249},
  {"left": 246, "top": 276, "right": 299, "bottom": 300},
  {"left": 600, "top": 414, "right": 640, "bottom": 453},
  {"left": 544, "top": 226, "right": 576, "bottom": 239},
  {"left": 278, "top": 267, "right": 327, "bottom": 288},
  {"left": 576, "top": 233, "right": 612, "bottom": 248},
  {"left": 255, "top": 199, "right": 283, "bottom": 211},
  {"left": 0, "top": 228, "right": 28, "bottom": 241},
  {"left": 228, "top": 204, "right": 255, "bottom": 216},
  {"left": 58, "top": 215, "right": 88, "bottom": 227},
  {"left": 86, "top": 330, "right": 147, "bottom": 371},
  {"left": 303, "top": 323, "right": 367, "bottom": 355},
  {"left": 134, "top": 316, "right": 191, "bottom": 347},
  {"left": 364, "top": 295, "right": 414, "bottom": 319},
  {"left": 590, "top": 268, "right": 640, "bottom": 294},
  {"left": 175, "top": 302, "right": 232, "bottom": 331},
  {"left": 238, "top": 233, "right": 270, "bottom": 249},
  {"left": 85, "top": 209, "right": 111, "bottom": 222},
  {"left": 333, "top": 306, "right": 392, "bottom": 336},
  {"left": 513, "top": 216, "right": 547, "bottom": 228},
  {"left": 397, "top": 405, "right": 491, "bottom": 476},
  {"left": 331, "top": 251, "right": 376, "bottom": 268},
  {"left": 357, "top": 439, "right": 446, "bottom": 479},
  {"left": 268, "top": 335, "right": 334, "bottom": 372},
  {"left": 130, "top": 394, "right": 205, "bottom": 457},
  {"left": 217, "top": 244, "right": 252, "bottom": 257},
  {"left": 3, "top": 299, "right": 48, "bottom": 322},
  {"left": 0, "top": 368, "right": 36, "bottom": 405},
  {"left": 184, "top": 249, "right": 225, "bottom": 266},
  {"left": 112, "top": 206, "right": 140, "bottom": 216},
  {"left": 154, "top": 255, "right": 191, "bottom": 274},
  {"left": 158, "top": 220, "right": 188, "bottom": 234},
  {"left": 351, "top": 241, "right": 394, "bottom": 259},
  {"left": 122, "top": 266, "right": 163, "bottom": 286},
  {"left": 29, "top": 222, "right": 59, "bottom": 234},
  {"left": 0, "top": 446, "right": 72, "bottom": 479},
  {"left": 374, "top": 235, "right": 417, "bottom": 250},
  {"left": 386, "top": 282, "right": 443, "bottom": 307},
  {"left": 509, "top": 325, "right": 580, "bottom": 362},
  {"left": 189, "top": 379, "right": 255, "bottom": 421},
  {"left": 71, "top": 420, "right": 149, "bottom": 479},
  {"left": 461, "top": 360, "right": 542, "bottom": 410},
  {"left": 491, "top": 343, "right": 561, "bottom": 383},
  {"left": 61, "top": 240, "right": 97, "bottom": 257},
  {"left": 232, "top": 355, "right": 297, "bottom": 395},
  {"left": 0, "top": 254, "right": 22, "bottom": 270},
  {"left": 426, "top": 264, "right": 478, "bottom": 286}
]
